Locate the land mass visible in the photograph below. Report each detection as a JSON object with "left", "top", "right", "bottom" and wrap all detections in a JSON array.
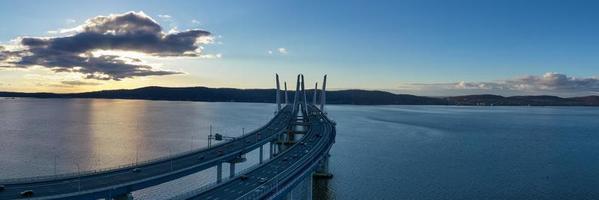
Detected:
[{"left": 1, "top": 86, "right": 598, "bottom": 106}]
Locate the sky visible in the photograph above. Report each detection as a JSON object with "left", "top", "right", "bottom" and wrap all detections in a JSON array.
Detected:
[{"left": 0, "top": 0, "right": 598, "bottom": 97}]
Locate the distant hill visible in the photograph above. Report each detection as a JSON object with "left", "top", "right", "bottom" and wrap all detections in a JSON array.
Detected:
[{"left": 1, "top": 87, "right": 598, "bottom": 106}]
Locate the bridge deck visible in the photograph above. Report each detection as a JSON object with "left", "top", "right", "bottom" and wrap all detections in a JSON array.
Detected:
[{"left": 180, "top": 105, "right": 335, "bottom": 200}]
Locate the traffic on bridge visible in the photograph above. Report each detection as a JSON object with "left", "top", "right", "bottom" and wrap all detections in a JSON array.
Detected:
[{"left": 0, "top": 74, "right": 335, "bottom": 200}]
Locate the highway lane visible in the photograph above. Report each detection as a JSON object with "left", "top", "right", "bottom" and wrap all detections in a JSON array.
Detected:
[
  {"left": 184, "top": 106, "right": 334, "bottom": 200},
  {"left": 0, "top": 106, "right": 293, "bottom": 200}
]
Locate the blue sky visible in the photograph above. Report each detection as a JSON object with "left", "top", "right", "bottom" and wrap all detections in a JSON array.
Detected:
[{"left": 0, "top": 0, "right": 598, "bottom": 96}]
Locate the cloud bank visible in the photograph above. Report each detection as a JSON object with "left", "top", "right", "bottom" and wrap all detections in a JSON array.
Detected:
[
  {"left": 400, "top": 73, "right": 599, "bottom": 97},
  {"left": 0, "top": 11, "right": 213, "bottom": 80}
]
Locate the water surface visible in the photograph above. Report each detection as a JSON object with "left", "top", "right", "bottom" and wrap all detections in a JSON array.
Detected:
[{"left": 1, "top": 98, "right": 599, "bottom": 199}]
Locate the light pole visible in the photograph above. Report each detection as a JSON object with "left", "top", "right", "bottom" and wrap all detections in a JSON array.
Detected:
[
  {"left": 54, "top": 155, "right": 57, "bottom": 175},
  {"left": 75, "top": 162, "right": 81, "bottom": 192},
  {"left": 208, "top": 125, "right": 213, "bottom": 148},
  {"left": 136, "top": 145, "right": 139, "bottom": 165},
  {"left": 169, "top": 148, "right": 173, "bottom": 171},
  {"left": 190, "top": 134, "right": 193, "bottom": 150}
]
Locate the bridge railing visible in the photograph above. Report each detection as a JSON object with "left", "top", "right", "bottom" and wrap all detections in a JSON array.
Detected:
[
  {"left": 168, "top": 151, "right": 276, "bottom": 200},
  {"left": 170, "top": 113, "right": 326, "bottom": 200},
  {"left": 0, "top": 143, "right": 225, "bottom": 184},
  {"left": 237, "top": 139, "right": 326, "bottom": 200},
  {"left": 237, "top": 115, "right": 333, "bottom": 200},
  {"left": 0, "top": 106, "right": 292, "bottom": 185},
  {"left": 170, "top": 119, "right": 315, "bottom": 200}
]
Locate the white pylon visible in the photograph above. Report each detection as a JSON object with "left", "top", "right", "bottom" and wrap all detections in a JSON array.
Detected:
[
  {"left": 301, "top": 74, "right": 308, "bottom": 115},
  {"left": 292, "top": 74, "right": 301, "bottom": 114},
  {"left": 284, "top": 82, "right": 288, "bottom": 105},
  {"left": 313, "top": 82, "right": 318, "bottom": 105},
  {"left": 276, "top": 74, "right": 281, "bottom": 112},
  {"left": 320, "top": 75, "right": 327, "bottom": 113}
]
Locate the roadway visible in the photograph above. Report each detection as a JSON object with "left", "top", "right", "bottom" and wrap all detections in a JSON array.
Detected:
[
  {"left": 180, "top": 105, "right": 335, "bottom": 200},
  {"left": 0, "top": 106, "right": 293, "bottom": 200}
]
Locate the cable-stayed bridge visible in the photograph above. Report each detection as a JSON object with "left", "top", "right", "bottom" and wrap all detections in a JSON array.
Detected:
[{"left": 0, "top": 74, "right": 336, "bottom": 200}]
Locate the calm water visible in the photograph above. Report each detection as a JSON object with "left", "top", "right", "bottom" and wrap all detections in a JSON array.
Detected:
[{"left": 1, "top": 98, "right": 599, "bottom": 199}]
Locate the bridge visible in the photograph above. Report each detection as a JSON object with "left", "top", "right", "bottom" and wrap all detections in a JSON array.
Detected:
[{"left": 0, "top": 74, "right": 336, "bottom": 200}]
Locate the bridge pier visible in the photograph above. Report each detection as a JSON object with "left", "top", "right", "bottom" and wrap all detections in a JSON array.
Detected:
[
  {"left": 217, "top": 162, "right": 223, "bottom": 183},
  {"left": 313, "top": 154, "right": 333, "bottom": 179},
  {"left": 259, "top": 145, "right": 264, "bottom": 164},
  {"left": 112, "top": 192, "right": 133, "bottom": 200},
  {"left": 313, "top": 176, "right": 334, "bottom": 200},
  {"left": 229, "top": 162, "right": 236, "bottom": 178},
  {"left": 283, "top": 174, "right": 313, "bottom": 200},
  {"left": 307, "top": 174, "right": 313, "bottom": 200},
  {"left": 225, "top": 155, "right": 246, "bottom": 179},
  {"left": 269, "top": 141, "right": 274, "bottom": 158}
]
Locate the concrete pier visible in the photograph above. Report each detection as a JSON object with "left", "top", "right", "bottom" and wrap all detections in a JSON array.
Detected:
[
  {"left": 259, "top": 145, "right": 264, "bottom": 164},
  {"left": 229, "top": 162, "right": 235, "bottom": 178},
  {"left": 217, "top": 162, "right": 222, "bottom": 183},
  {"left": 313, "top": 154, "right": 333, "bottom": 179},
  {"left": 112, "top": 193, "right": 133, "bottom": 200}
]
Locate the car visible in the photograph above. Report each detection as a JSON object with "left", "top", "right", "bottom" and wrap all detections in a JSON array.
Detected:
[
  {"left": 198, "top": 156, "right": 205, "bottom": 160},
  {"left": 239, "top": 175, "right": 249, "bottom": 180},
  {"left": 257, "top": 177, "right": 267, "bottom": 183},
  {"left": 132, "top": 168, "right": 141, "bottom": 173},
  {"left": 0, "top": 184, "right": 5, "bottom": 191},
  {"left": 282, "top": 157, "right": 288, "bottom": 161},
  {"left": 20, "top": 190, "right": 34, "bottom": 197},
  {"left": 217, "top": 150, "right": 224, "bottom": 155}
]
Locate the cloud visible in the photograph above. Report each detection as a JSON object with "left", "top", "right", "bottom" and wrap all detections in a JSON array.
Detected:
[
  {"left": 157, "top": 14, "right": 172, "bottom": 19},
  {"left": 199, "top": 53, "right": 222, "bottom": 59},
  {"left": 61, "top": 80, "right": 102, "bottom": 86},
  {"left": 66, "top": 19, "right": 77, "bottom": 24},
  {"left": 0, "top": 11, "right": 213, "bottom": 80},
  {"left": 456, "top": 73, "right": 599, "bottom": 92},
  {"left": 399, "top": 72, "right": 599, "bottom": 97},
  {"left": 277, "top": 48, "right": 288, "bottom": 54},
  {"left": 191, "top": 19, "right": 200, "bottom": 24},
  {"left": 267, "top": 47, "right": 288, "bottom": 55}
]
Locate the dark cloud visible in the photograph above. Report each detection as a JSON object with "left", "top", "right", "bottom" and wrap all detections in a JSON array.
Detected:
[
  {"left": 61, "top": 81, "right": 102, "bottom": 86},
  {"left": 505, "top": 73, "right": 599, "bottom": 91},
  {"left": 399, "top": 73, "right": 599, "bottom": 97},
  {"left": 0, "top": 11, "right": 212, "bottom": 80},
  {"left": 455, "top": 73, "right": 599, "bottom": 92}
]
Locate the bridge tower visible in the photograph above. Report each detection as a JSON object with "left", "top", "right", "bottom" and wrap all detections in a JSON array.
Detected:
[
  {"left": 274, "top": 74, "right": 312, "bottom": 158},
  {"left": 276, "top": 73, "right": 282, "bottom": 112},
  {"left": 292, "top": 74, "right": 301, "bottom": 114},
  {"left": 285, "top": 81, "right": 289, "bottom": 104},
  {"left": 320, "top": 75, "right": 327, "bottom": 114},
  {"left": 301, "top": 74, "right": 308, "bottom": 116},
  {"left": 312, "top": 82, "right": 318, "bottom": 105},
  {"left": 314, "top": 74, "right": 333, "bottom": 180},
  {"left": 283, "top": 75, "right": 333, "bottom": 200}
]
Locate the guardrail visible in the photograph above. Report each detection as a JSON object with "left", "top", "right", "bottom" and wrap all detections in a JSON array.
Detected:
[
  {"left": 239, "top": 132, "right": 330, "bottom": 199},
  {"left": 237, "top": 111, "right": 334, "bottom": 200},
  {"left": 169, "top": 119, "right": 317, "bottom": 200},
  {"left": 0, "top": 107, "right": 292, "bottom": 185}
]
